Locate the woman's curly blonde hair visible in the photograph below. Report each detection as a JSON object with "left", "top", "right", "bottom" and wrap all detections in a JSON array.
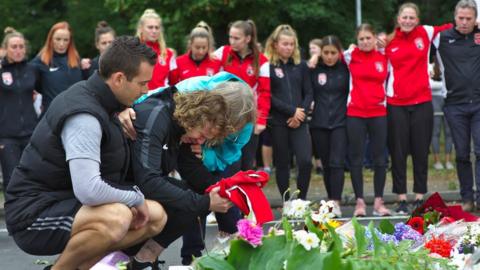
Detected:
[
  {"left": 173, "top": 81, "right": 256, "bottom": 145},
  {"left": 174, "top": 91, "right": 233, "bottom": 142}
]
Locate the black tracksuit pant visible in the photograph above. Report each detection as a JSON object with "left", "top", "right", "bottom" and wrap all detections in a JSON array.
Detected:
[
  {"left": 310, "top": 127, "right": 347, "bottom": 200},
  {"left": 240, "top": 133, "right": 259, "bottom": 170},
  {"left": 271, "top": 124, "right": 312, "bottom": 200},
  {"left": 347, "top": 116, "right": 387, "bottom": 199},
  {"left": 387, "top": 102, "right": 433, "bottom": 195}
]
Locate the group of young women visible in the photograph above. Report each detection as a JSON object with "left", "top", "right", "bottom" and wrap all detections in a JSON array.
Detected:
[{"left": 0, "top": 3, "right": 452, "bottom": 224}]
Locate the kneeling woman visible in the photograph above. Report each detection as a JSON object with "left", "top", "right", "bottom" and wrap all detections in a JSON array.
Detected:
[{"left": 119, "top": 73, "right": 256, "bottom": 269}]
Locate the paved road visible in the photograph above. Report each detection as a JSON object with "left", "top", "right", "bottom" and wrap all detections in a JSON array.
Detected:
[{"left": 0, "top": 206, "right": 407, "bottom": 269}]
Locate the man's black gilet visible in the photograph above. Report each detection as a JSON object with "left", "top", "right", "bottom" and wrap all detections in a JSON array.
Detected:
[{"left": 5, "top": 73, "right": 130, "bottom": 233}]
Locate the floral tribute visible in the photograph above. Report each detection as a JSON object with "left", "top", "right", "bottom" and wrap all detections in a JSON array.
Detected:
[{"left": 194, "top": 192, "right": 480, "bottom": 270}]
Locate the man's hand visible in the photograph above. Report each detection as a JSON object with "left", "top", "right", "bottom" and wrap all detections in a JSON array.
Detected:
[
  {"left": 208, "top": 187, "right": 233, "bottom": 213},
  {"left": 190, "top": 144, "right": 202, "bottom": 159},
  {"left": 130, "top": 201, "right": 149, "bottom": 230},
  {"left": 118, "top": 108, "right": 137, "bottom": 140},
  {"left": 293, "top": 108, "right": 306, "bottom": 122},
  {"left": 254, "top": 124, "right": 266, "bottom": 135}
]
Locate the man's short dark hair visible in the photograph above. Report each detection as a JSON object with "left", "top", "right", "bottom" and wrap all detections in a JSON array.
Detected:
[{"left": 99, "top": 36, "right": 157, "bottom": 81}]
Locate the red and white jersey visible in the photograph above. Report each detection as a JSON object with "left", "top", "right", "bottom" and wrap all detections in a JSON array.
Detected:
[
  {"left": 344, "top": 47, "right": 387, "bottom": 118},
  {"left": 214, "top": 45, "right": 271, "bottom": 126},
  {"left": 145, "top": 41, "right": 177, "bottom": 90},
  {"left": 385, "top": 24, "right": 451, "bottom": 106},
  {"left": 170, "top": 52, "right": 221, "bottom": 85}
]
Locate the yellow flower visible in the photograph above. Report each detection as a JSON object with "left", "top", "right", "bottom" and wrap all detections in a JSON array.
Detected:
[
  {"left": 318, "top": 220, "right": 342, "bottom": 231},
  {"left": 328, "top": 220, "right": 341, "bottom": 229}
]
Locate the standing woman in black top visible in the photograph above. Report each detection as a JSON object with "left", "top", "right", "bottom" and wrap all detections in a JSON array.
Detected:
[
  {"left": 264, "top": 25, "right": 313, "bottom": 200},
  {"left": 31, "top": 21, "right": 86, "bottom": 112},
  {"left": 310, "top": 35, "right": 349, "bottom": 217},
  {"left": 0, "top": 27, "right": 39, "bottom": 192},
  {"left": 83, "top": 21, "right": 116, "bottom": 77}
]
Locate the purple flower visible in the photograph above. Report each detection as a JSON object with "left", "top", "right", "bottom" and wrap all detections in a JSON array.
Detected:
[
  {"left": 365, "top": 228, "right": 398, "bottom": 250},
  {"left": 237, "top": 219, "right": 263, "bottom": 247},
  {"left": 394, "top": 223, "right": 423, "bottom": 245}
]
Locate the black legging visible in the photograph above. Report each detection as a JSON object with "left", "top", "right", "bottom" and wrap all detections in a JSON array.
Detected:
[
  {"left": 347, "top": 116, "right": 387, "bottom": 199},
  {"left": 0, "top": 137, "right": 30, "bottom": 191},
  {"left": 271, "top": 124, "right": 312, "bottom": 200},
  {"left": 387, "top": 102, "right": 433, "bottom": 194},
  {"left": 241, "top": 134, "right": 259, "bottom": 170},
  {"left": 310, "top": 127, "right": 346, "bottom": 200}
]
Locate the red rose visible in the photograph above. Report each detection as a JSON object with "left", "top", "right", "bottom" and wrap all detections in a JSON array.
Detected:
[{"left": 407, "top": 217, "right": 425, "bottom": 234}]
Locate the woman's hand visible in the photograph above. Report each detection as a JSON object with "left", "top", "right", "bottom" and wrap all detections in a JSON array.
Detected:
[{"left": 118, "top": 108, "right": 137, "bottom": 140}]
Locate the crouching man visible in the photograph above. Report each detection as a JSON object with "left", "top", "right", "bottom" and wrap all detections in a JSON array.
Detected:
[{"left": 4, "top": 36, "right": 167, "bottom": 270}]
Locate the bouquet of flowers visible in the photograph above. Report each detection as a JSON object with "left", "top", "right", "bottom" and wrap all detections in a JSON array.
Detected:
[{"left": 193, "top": 194, "right": 458, "bottom": 269}]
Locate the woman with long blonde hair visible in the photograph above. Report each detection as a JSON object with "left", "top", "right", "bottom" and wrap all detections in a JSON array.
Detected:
[
  {"left": 264, "top": 24, "right": 313, "bottom": 200},
  {"left": 136, "top": 9, "right": 177, "bottom": 89}
]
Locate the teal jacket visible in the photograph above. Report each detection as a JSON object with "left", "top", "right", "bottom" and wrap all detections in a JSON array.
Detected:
[{"left": 134, "top": 72, "right": 253, "bottom": 172}]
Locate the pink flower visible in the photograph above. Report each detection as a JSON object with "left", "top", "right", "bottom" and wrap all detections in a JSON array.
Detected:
[{"left": 237, "top": 219, "right": 263, "bottom": 247}]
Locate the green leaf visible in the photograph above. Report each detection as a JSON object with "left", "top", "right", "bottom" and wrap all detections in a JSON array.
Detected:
[
  {"left": 305, "top": 215, "right": 325, "bottom": 243},
  {"left": 352, "top": 218, "right": 367, "bottom": 256},
  {"left": 282, "top": 217, "right": 293, "bottom": 242},
  {"left": 378, "top": 219, "right": 395, "bottom": 235},
  {"left": 249, "top": 235, "right": 288, "bottom": 270},
  {"left": 195, "top": 254, "right": 235, "bottom": 270},
  {"left": 326, "top": 222, "right": 344, "bottom": 253},
  {"left": 227, "top": 239, "right": 255, "bottom": 270},
  {"left": 286, "top": 245, "right": 327, "bottom": 270},
  {"left": 368, "top": 222, "right": 382, "bottom": 257}
]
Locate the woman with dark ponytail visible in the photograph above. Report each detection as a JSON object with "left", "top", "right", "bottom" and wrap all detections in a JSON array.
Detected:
[
  {"left": 83, "top": 21, "right": 116, "bottom": 77},
  {"left": 214, "top": 19, "right": 271, "bottom": 171},
  {"left": 310, "top": 35, "right": 349, "bottom": 217}
]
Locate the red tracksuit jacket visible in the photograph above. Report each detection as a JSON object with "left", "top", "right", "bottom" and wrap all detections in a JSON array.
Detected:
[
  {"left": 214, "top": 45, "right": 271, "bottom": 126},
  {"left": 169, "top": 52, "right": 221, "bottom": 84},
  {"left": 345, "top": 47, "right": 388, "bottom": 118},
  {"left": 385, "top": 24, "right": 451, "bottom": 106},
  {"left": 145, "top": 41, "right": 177, "bottom": 90}
]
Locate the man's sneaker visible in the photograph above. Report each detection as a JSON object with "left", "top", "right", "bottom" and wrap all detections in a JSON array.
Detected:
[
  {"left": 433, "top": 162, "right": 444, "bottom": 170},
  {"left": 445, "top": 161, "right": 454, "bottom": 170},
  {"left": 395, "top": 200, "right": 409, "bottom": 215},
  {"left": 128, "top": 257, "right": 164, "bottom": 270},
  {"left": 462, "top": 201, "right": 475, "bottom": 212}
]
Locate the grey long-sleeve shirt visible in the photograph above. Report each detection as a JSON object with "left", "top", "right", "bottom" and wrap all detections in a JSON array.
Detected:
[{"left": 61, "top": 113, "right": 144, "bottom": 207}]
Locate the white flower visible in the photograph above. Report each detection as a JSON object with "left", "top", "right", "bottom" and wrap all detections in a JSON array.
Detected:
[
  {"left": 294, "top": 230, "right": 320, "bottom": 251},
  {"left": 283, "top": 260, "right": 287, "bottom": 270},
  {"left": 311, "top": 211, "right": 334, "bottom": 224},
  {"left": 318, "top": 200, "right": 335, "bottom": 215},
  {"left": 283, "top": 199, "right": 310, "bottom": 219}
]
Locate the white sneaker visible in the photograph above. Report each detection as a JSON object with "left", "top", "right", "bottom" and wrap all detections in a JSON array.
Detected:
[
  {"left": 445, "top": 161, "right": 454, "bottom": 170},
  {"left": 206, "top": 212, "right": 217, "bottom": 224},
  {"left": 331, "top": 201, "right": 342, "bottom": 218},
  {"left": 433, "top": 162, "right": 444, "bottom": 170}
]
